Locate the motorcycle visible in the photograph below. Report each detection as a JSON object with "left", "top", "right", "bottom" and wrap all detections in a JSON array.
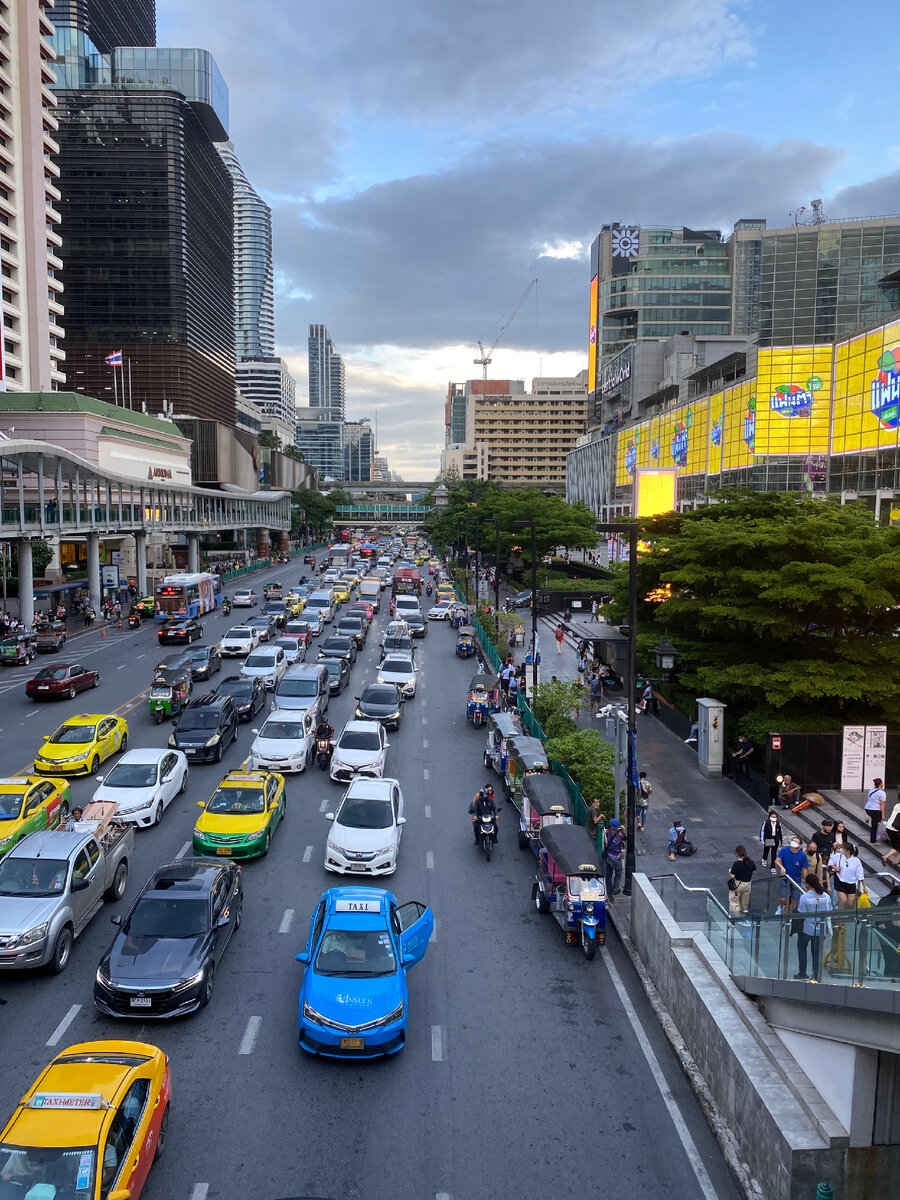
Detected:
[
  {"left": 425, "top": 583, "right": 433, "bottom": 597},
  {"left": 476, "top": 810, "right": 498, "bottom": 862},
  {"left": 316, "top": 738, "right": 333, "bottom": 770},
  {"left": 222, "top": 599, "right": 232, "bottom": 616},
  {"left": 127, "top": 612, "right": 142, "bottom": 629}
]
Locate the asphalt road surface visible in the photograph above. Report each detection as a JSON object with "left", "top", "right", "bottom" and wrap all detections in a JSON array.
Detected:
[{"left": 0, "top": 561, "right": 740, "bottom": 1200}]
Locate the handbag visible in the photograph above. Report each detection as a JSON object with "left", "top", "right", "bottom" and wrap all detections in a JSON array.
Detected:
[
  {"left": 877, "top": 820, "right": 889, "bottom": 844},
  {"left": 857, "top": 891, "right": 871, "bottom": 909},
  {"left": 727, "top": 878, "right": 738, "bottom": 891}
]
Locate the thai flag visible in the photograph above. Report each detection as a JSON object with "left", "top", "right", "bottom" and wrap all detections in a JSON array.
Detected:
[{"left": 105, "top": 350, "right": 123, "bottom": 366}]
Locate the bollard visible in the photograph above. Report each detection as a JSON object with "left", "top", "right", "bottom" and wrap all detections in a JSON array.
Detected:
[
  {"left": 816, "top": 1185, "right": 834, "bottom": 1200},
  {"left": 118, "top": 620, "right": 123, "bottom": 630}
]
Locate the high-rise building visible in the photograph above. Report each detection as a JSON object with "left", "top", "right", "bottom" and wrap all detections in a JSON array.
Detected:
[
  {"left": 48, "top": 1, "right": 155, "bottom": 55},
  {"left": 235, "top": 357, "right": 296, "bottom": 431},
  {"left": 308, "top": 323, "right": 345, "bottom": 420},
  {"left": 217, "top": 141, "right": 274, "bottom": 362},
  {"left": 1, "top": 0, "right": 66, "bottom": 392},
  {"left": 295, "top": 412, "right": 344, "bottom": 480},
  {"left": 444, "top": 382, "right": 467, "bottom": 444},
  {"left": 343, "top": 419, "right": 374, "bottom": 482}
]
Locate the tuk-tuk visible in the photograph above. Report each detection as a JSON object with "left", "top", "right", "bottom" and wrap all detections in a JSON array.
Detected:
[
  {"left": 149, "top": 667, "right": 193, "bottom": 724},
  {"left": 517, "top": 773, "right": 573, "bottom": 851},
  {"left": 154, "top": 651, "right": 193, "bottom": 676},
  {"left": 503, "top": 735, "right": 549, "bottom": 806},
  {"left": 533, "top": 823, "right": 606, "bottom": 959},
  {"left": 263, "top": 581, "right": 283, "bottom": 601},
  {"left": 0, "top": 631, "right": 37, "bottom": 666},
  {"left": 456, "top": 625, "right": 476, "bottom": 658},
  {"left": 467, "top": 674, "right": 499, "bottom": 727},
  {"left": 35, "top": 620, "right": 67, "bottom": 653},
  {"left": 483, "top": 710, "right": 522, "bottom": 775}
]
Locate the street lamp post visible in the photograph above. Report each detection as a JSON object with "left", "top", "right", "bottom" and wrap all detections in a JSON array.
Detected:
[
  {"left": 471, "top": 515, "right": 480, "bottom": 613},
  {"left": 460, "top": 523, "right": 470, "bottom": 608},
  {"left": 484, "top": 517, "right": 500, "bottom": 641},
  {"left": 513, "top": 519, "right": 539, "bottom": 697}
]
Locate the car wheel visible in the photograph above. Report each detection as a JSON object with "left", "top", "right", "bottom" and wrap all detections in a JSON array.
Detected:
[
  {"left": 179, "top": 769, "right": 189, "bottom": 794},
  {"left": 68, "top": 685, "right": 76, "bottom": 699},
  {"left": 49, "top": 925, "right": 73, "bottom": 974},
  {"left": 262, "top": 829, "right": 271, "bottom": 856},
  {"left": 152, "top": 799, "right": 162, "bottom": 827},
  {"left": 89, "top": 755, "right": 100, "bottom": 775},
  {"left": 58, "top": 800, "right": 70, "bottom": 823},
  {"left": 106, "top": 860, "right": 128, "bottom": 901},
  {"left": 234, "top": 895, "right": 242, "bottom": 930},
  {"left": 201, "top": 962, "right": 215, "bottom": 1007},
  {"left": 91, "top": 673, "right": 100, "bottom": 687},
  {"left": 214, "top": 741, "right": 224, "bottom": 763},
  {"left": 154, "top": 1105, "right": 170, "bottom": 1161},
  {"left": 120, "top": 734, "right": 128, "bottom": 753}
]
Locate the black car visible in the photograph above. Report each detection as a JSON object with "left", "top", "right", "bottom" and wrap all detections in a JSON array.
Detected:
[
  {"left": 168, "top": 693, "right": 238, "bottom": 761},
  {"left": 318, "top": 636, "right": 357, "bottom": 666},
  {"left": 154, "top": 650, "right": 194, "bottom": 674},
  {"left": 94, "top": 858, "right": 242, "bottom": 1018},
  {"left": 380, "top": 635, "right": 414, "bottom": 660},
  {"left": 183, "top": 643, "right": 222, "bottom": 681},
  {"left": 355, "top": 683, "right": 404, "bottom": 729},
  {"left": 264, "top": 601, "right": 288, "bottom": 629},
  {"left": 506, "top": 589, "right": 533, "bottom": 610},
  {"left": 335, "top": 617, "right": 366, "bottom": 648},
  {"left": 246, "top": 614, "right": 276, "bottom": 642},
  {"left": 214, "top": 674, "right": 266, "bottom": 721},
  {"left": 405, "top": 613, "right": 427, "bottom": 639},
  {"left": 320, "top": 654, "right": 350, "bottom": 695},
  {"left": 158, "top": 618, "right": 203, "bottom": 645}
]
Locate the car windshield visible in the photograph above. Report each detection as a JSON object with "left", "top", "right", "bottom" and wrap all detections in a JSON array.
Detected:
[
  {"left": 363, "top": 687, "right": 398, "bottom": 705},
  {"left": 323, "top": 640, "right": 350, "bottom": 652},
  {"left": 48, "top": 723, "right": 95, "bottom": 744},
  {"left": 245, "top": 653, "right": 276, "bottom": 668},
  {"left": 337, "top": 795, "right": 393, "bottom": 829},
  {"left": 207, "top": 787, "right": 265, "bottom": 815},
  {"left": 103, "top": 762, "right": 159, "bottom": 788},
  {"left": 0, "top": 791, "right": 25, "bottom": 818},
  {"left": 217, "top": 680, "right": 250, "bottom": 697},
  {"left": 33, "top": 667, "right": 69, "bottom": 680},
  {"left": 126, "top": 897, "right": 209, "bottom": 938},
  {"left": 339, "top": 731, "right": 381, "bottom": 752},
  {"left": 260, "top": 720, "right": 304, "bottom": 740},
  {"left": 314, "top": 927, "right": 397, "bottom": 976},
  {"left": 0, "top": 1145, "right": 96, "bottom": 1193},
  {"left": 0, "top": 857, "right": 68, "bottom": 896},
  {"left": 226, "top": 629, "right": 252, "bottom": 639},
  {"left": 184, "top": 647, "right": 209, "bottom": 661},
  {"left": 277, "top": 679, "right": 316, "bottom": 697},
  {"left": 177, "top": 710, "right": 220, "bottom": 731},
  {"left": 383, "top": 658, "right": 413, "bottom": 674}
]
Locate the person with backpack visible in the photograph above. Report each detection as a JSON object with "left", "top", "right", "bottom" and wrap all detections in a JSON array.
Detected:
[
  {"left": 602, "top": 817, "right": 625, "bottom": 897},
  {"left": 637, "top": 771, "right": 652, "bottom": 831}
]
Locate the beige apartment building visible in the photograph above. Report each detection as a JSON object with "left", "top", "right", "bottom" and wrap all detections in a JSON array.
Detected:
[
  {"left": 1, "top": 0, "right": 65, "bottom": 392},
  {"left": 442, "top": 372, "right": 588, "bottom": 486}
]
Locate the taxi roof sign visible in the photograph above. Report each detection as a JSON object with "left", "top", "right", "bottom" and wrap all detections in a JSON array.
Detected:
[
  {"left": 28, "top": 1093, "right": 107, "bottom": 1111},
  {"left": 0, "top": 778, "right": 28, "bottom": 786},
  {"left": 224, "top": 773, "right": 265, "bottom": 783},
  {"left": 334, "top": 898, "right": 382, "bottom": 913}
]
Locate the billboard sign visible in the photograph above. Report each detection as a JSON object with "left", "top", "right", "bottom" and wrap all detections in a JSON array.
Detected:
[
  {"left": 832, "top": 317, "right": 900, "bottom": 455},
  {"left": 588, "top": 275, "right": 599, "bottom": 394},
  {"left": 635, "top": 468, "right": 676, "bottom": 516},
  {"left": 600, "top": 344, "right": 633, "bottom": 397},
  {"left": 840, "top": 725, "right": 866, "bottom": 791},
  {"left": 610, "top": 225, "right": 640, "bottom": 276}
]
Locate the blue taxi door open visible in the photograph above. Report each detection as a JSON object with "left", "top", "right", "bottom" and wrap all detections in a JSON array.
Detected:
[{"left": 396, "top": 901, "right": 433, "bottom": 968}]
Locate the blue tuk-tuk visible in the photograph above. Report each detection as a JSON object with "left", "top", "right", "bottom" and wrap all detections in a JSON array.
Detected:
[
  {"left": 456, "top": 625, "right": 477, "bottom": 658},
  {"left": 533, "top": 823, "right": 606, "bottom": 959},
  {"left": 517, "top": 772, "right": 573, "bottom": 851},
  {"left": 467, "top": 674, "right": 499, "bottom": 726},
  {"left": 483, "top": 710, "right": 522, "bottom": 774}
]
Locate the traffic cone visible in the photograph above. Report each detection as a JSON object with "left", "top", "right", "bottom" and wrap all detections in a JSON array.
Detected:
[
  {"left": 118, "top": 619, "right": 123, "bottom": 630},
  {"left": 101, "top": 626, "right": 106, "bottom": 638}
]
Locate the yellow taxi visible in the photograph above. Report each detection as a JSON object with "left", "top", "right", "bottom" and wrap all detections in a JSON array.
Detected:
[
  {"left": 283, "top": 593, "right": 306, "bottom": 617},
  {"left": 332, "top": 582, "right": 351, "bottom": 604},
  {"left": 0, "top": 1039, "right": 170, "bottom": 1200},
  {"left": 33, "top": 714, "right": 128, "bottom": 777},
  {"left": 0, "top": 775, "right": 72, "bottom": 859},
  {"left": 437, "top": 585, "right": 455, "bottom": 603},
  {"left": 192, "top": 768, "right": 285, "bottom": 859}
]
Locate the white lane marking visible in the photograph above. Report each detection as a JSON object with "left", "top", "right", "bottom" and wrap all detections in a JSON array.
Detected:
[
  {"left": 600, "top": 951, "right": 720, "bottom": 1200},
  {"left": 279, "top": 909, "right": 294, "bottom": 934},
  {"left": 24, "top": 710, "right": 40, "bottom": 718},
  {"left": 136, "top": 654, "right": 145, "bottom": 660},
  {"left": 176, "top": 840, "right": 191, "bottom": 859},
  {"left": 318, "top": 796, "right": 328, "bottom": 813},
  {"left": 422, "top": 738, "right": 429, "bottom": 749},
  {"left": 423, "top": 768, "right": 430, "bottom": 780},
  {"left": 426, "top": 851, "right": 434, "bottom": 870},
  {"left": 430, "top": 919, "right": 437, "bottom": 943},
  {"left": 421, "top": 716, "right": 427, "bottom": 725},
  {"left": 117, "top": 664, "right": 126, "bottom": 670},
  {"left": 239, "top": 1015, "right": 262, "bottom": 1055},
  {"left": 436, "top": 1193, "right": 451, "bottom": 1200},
  {"left": 431, "top": 1025, "right": 443, "bottom": 1061},
  {"left": 303, "top": 844, "right": 313, "bottom": 862},
  {"left": 46, "top": 1004, "right": 81, "bottom": 1048},
  {"left": 190, "top": 1185, "right": 209, "bottom": 1200},
  {"left": 424, "top": 805, "right": 432, "bottom": 818},
  {"left": 421, "top": 699, "right": 427, "bottom": 707}
]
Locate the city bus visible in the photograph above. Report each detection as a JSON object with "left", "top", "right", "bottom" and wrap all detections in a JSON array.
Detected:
[
  {"left": 155, "top": 572, "right": 220, "bottom": 619},
  {"left": 328, "top": 543, "right": 351, "bottom": 568}
]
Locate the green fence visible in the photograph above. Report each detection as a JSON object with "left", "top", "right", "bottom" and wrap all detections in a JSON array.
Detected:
[
  {"left": 515, "top": 691, "right": 545, "bottom": 740},
  {"left": 473, "top": 615, "right": 503, "bottom": 674}
]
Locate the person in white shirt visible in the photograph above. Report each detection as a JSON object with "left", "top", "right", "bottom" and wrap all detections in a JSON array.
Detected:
[
  {"left": 882, "top": 797, "right": 900, "bottom": 867},
  {"left": 864, "top": 777, "right": 886, "bottom": 843},
  {"left": 828, "top": 843, "right": 866, "bottom": 908}
]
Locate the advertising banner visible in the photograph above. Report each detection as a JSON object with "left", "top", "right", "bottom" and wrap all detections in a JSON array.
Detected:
[
  {"left": 707, "top": 389, "right": 724, "bottom": 475},
  {"left": 721, "top": 379, "right": 756, "bottom": 471},
  {"left": 616, "top": 423, "right": 649, "bottom": 486},
  {"left": 655, "top": 398, "right": 708, "bottom": 477},
  {"left": 832, "top": 316, "right": 900, "bottom": 455},
  {"left": 863, "top": 725, "right": 887, "bottom": 783},
  {"left": 635, "top": 468, "right": 677, "bottom": 516},
  {"left": 840, "top": 725, "right": 866, "bottom": 791},
  {"left": 752, "top": 345, "right": 833, "bottom": 456},
  {"left": 588, "top": 275, "right": 599, "bottom": 394}
]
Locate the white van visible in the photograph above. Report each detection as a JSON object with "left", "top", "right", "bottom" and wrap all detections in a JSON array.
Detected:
[{"left": 305, "top": 589, "right": 336, "bottom": 625}]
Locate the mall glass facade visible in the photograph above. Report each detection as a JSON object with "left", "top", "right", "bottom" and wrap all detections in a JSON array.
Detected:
[{"left": 48, "top": 0, "right": 156, "bottom": 55}]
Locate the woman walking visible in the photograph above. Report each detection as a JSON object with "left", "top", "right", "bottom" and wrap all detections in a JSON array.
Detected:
[
  {"left": 828, "top": 842, "right": 866, "bottom": 909},
  {"left": 728, "top": 845, "right": 756, "bottom": 916},
  {"left": 881, "top": 794, "right": 900, "bottom": 867},
  {"left": 795, "top": 875, "right": 832, "bottom": 982},
  {"left": 759, "top": 809, "right": 783, "bottom": 873}
]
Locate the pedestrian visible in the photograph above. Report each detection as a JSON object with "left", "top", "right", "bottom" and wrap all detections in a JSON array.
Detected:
[
  {"left": 827, "top": 842, "right": 866, "bottom": 909},
  {"left": 882, "top": 794, "right": 900, "bottom": 867},
  {"left": 591, "top": 598, "right": 599, "bottom": 621},
  {"left": 778, "top": 774, "right": 802, "bottom": 811},
  {"left": 864, "top": 777, "right": 886, "bottom": 843},
  {"left": 832, "top": 821, "right": 850, "bottom": 852},
  {"left": 795, "top": 875, "right": 832, "bottom": 981},
  {"left": 684, "top": 718, "right": 699, "bottom": 745},
  {"left": 804, "top": 839, "right": 829, "bottom": 890},
  {"left": 775, "top": 835, "right": 809, "bottom": 912},
  {"left": 637, "top": 771, "right": 651, "bottom": 831},
  {"left": 589, "top": 671, "right": 604, "bottom": 715},
  {"left": 554, "top": 624, "right": 565, "bottom": 655},
  {"left": 816, "top": 817, "right": 836, "bottom": 860},
  {"left": 728, "top": 733, "right": 755, "bottom": 777},
  {"left": 585, "top": 797, "right": 604, "bottom": 846},
  {"left": 602, "top": 817, "right": 624, "bottom": 897},
  {"left": 83, "top": 606, "right": 91, "bottom": 629},
  {"left": 667, "top": 820, "right": 696, "bottom": 859},
  {"left": 507, "top": 672, "right": 519, "bottom": 708},
  {"left": 727, "top": 845, "right": 756, "bottom": 916},
  {"left": 576, "top": 651, "right": 587, "bottom": 683}
]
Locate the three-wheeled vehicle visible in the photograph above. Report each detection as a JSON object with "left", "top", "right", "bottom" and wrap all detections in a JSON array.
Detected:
[
  {"left": 263, "top": 581, "right": 283, "bottom": 601},
  {"left": 467, "top": 674, "right": 499, "bottom": 726},
  {"left": 0, "top": 631, "right": 37, "bottom": 666},
  {"left": 483, "top": 709, "right": 522, "bottom": 774},
  {"left": 35, "top": 619, "right": 67, "bottom": 653},
  {"left": 502, "top": 734, "right": 549, "bottom": 806},
  {"left": 456, "top": 625, "right": 477, "bottom": 658},
  {"left": 533, "top": 823, "right": 606, "bottom": 959},
  {"left": 516, "top": 772, "right": 573, "bottom": 851},
  {"left": 148, "top": 666, "right": 193, "bottom": 723}
]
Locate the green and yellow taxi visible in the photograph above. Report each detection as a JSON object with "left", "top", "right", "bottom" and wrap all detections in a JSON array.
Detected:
[
  {"left": 0, "top": 1039, "right": 171, "bottom": 1200},
  {"left": 0, "top": 775, "right": 72, "bottom": 858},
  {"left": 33, "top": 714, "right": 128, "bottom": 777},
  {"left": 332, "top": 581, "right": 352, "bottom": 604},
  {"left": 193, "top": 768, "right": 285, "bottom": 859},
  {"left": 437, "top": 585, "right": 456, "bottom": 603},
  {"left": 133, "top": 596, "right": 157, "bottom": 617}
]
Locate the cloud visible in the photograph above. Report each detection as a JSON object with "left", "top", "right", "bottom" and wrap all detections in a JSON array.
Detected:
[{"left": 828, "top": 171, "right": 900, "bottom": 220}]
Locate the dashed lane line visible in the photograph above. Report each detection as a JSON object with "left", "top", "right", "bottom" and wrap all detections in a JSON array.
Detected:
[
  {"left": 318, "top": 796, "right": 329, "bottom": 813},
  {"left": 190, "top": 1185, "right": 209, "bottom": 1200},
  {"left": 278, "top": 909, "right": 294, "bottom": 934},
  {"left": 47, "top": 1004, "right": 81, "bottom": 1048},
  {"left": 238, "top": 1015, "right": 262, "bottom": 1055},
  {"left": 424, "top": 805, "right": 432, "bottom": 818},
  {"left": 421, "top": 716, "right": 427, "bottom": 725},
  {"left": 176, "top": 841, "right": 191, "bottom": 859},
  {"left": 422, "top": 738, "right": 429, "bottom": 749},
  {"left": 426, "top": 851, "right": 434, "bottom": 870},
  {"left": 302, "top": 844, "right": 313, "bottom": 863},
  {"left": 423, "top": 768, "right": 430, "bottom": 781},
  {"left": 431, "top": 1025, "right": 443, "bottom": 1061}
]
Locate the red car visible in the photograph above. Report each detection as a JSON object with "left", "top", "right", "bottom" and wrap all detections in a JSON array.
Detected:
[
  {"left": 347, "top": 601, "right": 375, "bottom": 623},
  {"left": 25, "top": 662, "right": 100, "bottom": 701}
]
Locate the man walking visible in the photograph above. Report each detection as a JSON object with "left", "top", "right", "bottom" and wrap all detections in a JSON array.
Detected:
[
  {"left": 591, "top": 598, "right": 599, "bottom": 621},
  {"left": 637, "top": 771, "right": 652, "bottom": 831},
  {"left": 865, "top": 778, "right": 886, "bottom": 843}
]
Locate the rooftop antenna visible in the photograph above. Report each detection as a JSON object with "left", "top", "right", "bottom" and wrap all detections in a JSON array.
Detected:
[
  {"left": 790, "top": 206, "right": 807, "bottom": 226},
  {"left": 810, "top": 198, "right": 827, "bottom": 224}
]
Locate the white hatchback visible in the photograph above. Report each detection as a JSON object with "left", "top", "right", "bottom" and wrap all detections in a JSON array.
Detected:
[
  {"left": 221, "top": 626, "right": 260, "bottom": 657},
  {"left": 91, "top": 749, "right": 188, "bottom": 828},
  {"left": 249, "top": 709, "right": 316, "bottom": 773},
  {"left": 240, "top": 646, "right": 287, "bottom": 689},
  {"left": 329, "top": 720, "right": 390, "bottom": 783},
  {"left": 324, "top": 777, "right": 406, "bottom": 875}
]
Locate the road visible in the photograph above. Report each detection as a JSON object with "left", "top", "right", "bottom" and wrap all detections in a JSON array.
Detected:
[{"left": 0, "top": 560, "right": 740, "bottom": 1200}]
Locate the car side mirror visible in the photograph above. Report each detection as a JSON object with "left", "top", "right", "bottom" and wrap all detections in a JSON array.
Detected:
[
  {"left": 95, "top": 775, "right": 105, "bottom": 783},
  {"left": 43, "top": 734, "right": 49, "bottom": 742},
  {"left": 384, "top": 741, "right": 390, "bottom": 748},
  {"left": 401, "top": 952, "right": 417, "bottom": 967},
  {"left": 216, "top": 914, "right": 231, "bottom": 929},
  {"left": 110, "top": 914, "right": 122, "bottom": 925},
  {"left": 325, "top": 812, "right": 335, "bottom": 821},
  {"left": 251, "top": 728, "right": 259, "bottom": 734},
  {"left": 296, "top": 950, "right": 309, "bottom": 965},
  {"left": 71, "top": 878, "right": 90, "bottom": 893},
  {"left": 397, "top": 816, "right": 406, "bottom": 825},
  {"left": 197, "top": 800, "right": 206, "bottom": 808}
]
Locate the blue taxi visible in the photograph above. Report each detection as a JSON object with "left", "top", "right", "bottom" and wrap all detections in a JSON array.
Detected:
[{"left": 296, "top": 886, "right": 433, "bottom": 1058}]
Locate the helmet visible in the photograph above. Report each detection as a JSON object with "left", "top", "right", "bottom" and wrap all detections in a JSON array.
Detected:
[{"left": 609, "top": 817, "right": 621, "bottom": 829}]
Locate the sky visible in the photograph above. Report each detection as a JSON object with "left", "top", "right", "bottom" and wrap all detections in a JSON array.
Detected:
[{"left": 158, "top": 0, "right": 900, "bottom": 479}]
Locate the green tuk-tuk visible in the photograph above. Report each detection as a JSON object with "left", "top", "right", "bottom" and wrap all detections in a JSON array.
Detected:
[
  {"left": 149, "top": 667, "right": 193, "bottom": 724},
  {"left": 502, "top": 734, "right": 549, "bottom": 806},
  {"left": 0, "top": 632, "right": 38, "bottom": 666}
]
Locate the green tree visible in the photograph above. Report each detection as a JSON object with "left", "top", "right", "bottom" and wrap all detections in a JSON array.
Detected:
[
  {"left": 532, "top": 677, "right": 586, "bottom": 736},
  {"left": 293, "top": 488, "right": 335, "bottom": 537},
  {"left": 544, "top": 729, "right": 615, "bottom": 810},
  {"left": 258, "top": 431, "right": 281, "bottom": 450}
]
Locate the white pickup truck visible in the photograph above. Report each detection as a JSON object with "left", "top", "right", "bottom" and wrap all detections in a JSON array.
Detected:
[{"left": 0, "top": 821, "right": 133, "bottom": 973}]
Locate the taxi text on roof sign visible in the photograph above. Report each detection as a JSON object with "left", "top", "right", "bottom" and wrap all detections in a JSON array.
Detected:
[
  {"left": 28, "top": 1093, "right": 107, "bottom": 1110},
  {"left": 335, "top": 899, "right": 382, "bottom": 913}
]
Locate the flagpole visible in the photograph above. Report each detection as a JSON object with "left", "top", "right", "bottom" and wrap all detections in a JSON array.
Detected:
[
  {"left": 127, "top": 359, "right": 133, "bottom": 410},
  {"left": 112, "top": 365, "right": 118, "bottom": 407}
]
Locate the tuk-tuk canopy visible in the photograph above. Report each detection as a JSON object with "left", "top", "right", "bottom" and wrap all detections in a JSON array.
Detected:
[
  {"left": 154, "top": 667, "right": 191, "bottom": 688},
  {"left": 540, "top": 823, "right": 601, "bottom": 876},
  {"left": 457, "top": 625, "right": 475, "bottom": 637},
  {"left": 507, "top": 736, "right": 549, "bottom": 774},
  {"left": 523, "top": 773, "right": 573, "bottom": 818},
  {"left": 469, "top": 674, "right": 498, "bottom": 692},
  {"left": 488, "top": 710, "right": 521, "bottom": 739}
]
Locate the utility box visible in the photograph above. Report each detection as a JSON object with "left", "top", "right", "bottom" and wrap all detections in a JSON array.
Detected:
[{"left": 697, "top": 697, "right": 726, "bottom": 779}]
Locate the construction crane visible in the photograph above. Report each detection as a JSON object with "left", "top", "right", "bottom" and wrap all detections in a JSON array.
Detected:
[{"left": 474, "top": 278, "right": 539, "bottom": 379}]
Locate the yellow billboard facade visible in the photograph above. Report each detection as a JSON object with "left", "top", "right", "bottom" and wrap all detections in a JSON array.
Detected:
[
  {"left": 616, "top": 422, "right": 650, "bottom": 486},
  {"left": 832, "top": 316, "right": 900, "bottom": 455},
  {"left": 721, "top": 379, "right": 757, "bottom": 471},
  {"left": 588, "top": 275, "right": 599, "bottom": 394},
  {"left": 752, "top": 346, "right": 833, "bottom": 456}
]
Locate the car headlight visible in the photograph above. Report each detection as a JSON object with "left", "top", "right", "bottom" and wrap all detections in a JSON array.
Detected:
[
  {"left": 374, "top": 844, "right": 396, "bottom": 857},
  {"left": 302, "top": 1001, "right": 328, "bottom": 1024},
  {"left": 375, "top": 1001, "right": 404, "bottom": 1027},
  {"left": 326, "top": 839, "right": 341, "bottom": 852},
  {"left": 0, "top": 834, "right": 14, "bottom": 848},
  {"left": 15, "top": 922, "right": 49, "bottom": 948},
  {"left": 583, "top": 902, "right": 595, "bottom": 915},
  {"left": 376, "top": 676, "right": 386, "bottom": 685},
  {"left": 173, "top": 968, "right": 206, "bottom": 993},
  {"left": 205, "top": 734, "right": 221, "bottom": 747},
  {"left": 247, "top": 828, "right": 268, "bottom": 841},
  {"left": 168, "top": 736, "right": 176, "bottom": 748},
  {"left": 193, "top": 825, "right": 205, "bottom": 838}
]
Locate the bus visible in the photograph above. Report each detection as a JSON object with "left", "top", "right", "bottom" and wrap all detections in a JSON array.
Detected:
[
  {"left": 155, "top": 572, "right": 220, "bottom": 619},
  {"left": 328, "top": 544, "right": 351, "bottom": 568}
]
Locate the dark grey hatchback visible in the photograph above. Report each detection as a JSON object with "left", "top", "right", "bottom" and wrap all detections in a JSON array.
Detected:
[
  {"left": 354, "top": 683, "right": 404, "bottom": 729},
  {"left": 168, "top": 693, "right": 238, "bottom": 761}
]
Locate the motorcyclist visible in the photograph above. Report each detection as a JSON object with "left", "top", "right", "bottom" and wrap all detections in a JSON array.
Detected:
[
  {"left": 469, "top": 785, "right": 499, "bottom": 845},
  {"left": 222, "top": 597, "right": 232, "bottom": 615},
  {"left": 315, "top": 717, "right": 335, "bottom": 760}
]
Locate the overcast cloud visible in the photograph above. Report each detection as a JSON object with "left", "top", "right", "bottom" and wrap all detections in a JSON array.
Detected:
[{"left": 157, "top": 1, "right": 900, "bottom": 476}]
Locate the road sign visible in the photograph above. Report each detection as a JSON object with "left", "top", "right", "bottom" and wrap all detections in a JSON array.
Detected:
[{"left": 101, "top": 566, "right": 119, "bottom": 589}]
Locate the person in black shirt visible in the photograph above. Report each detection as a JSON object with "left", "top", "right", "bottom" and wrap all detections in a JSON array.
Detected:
[
  {"left": 815, "top": 818, "right": 835, "bottom": 860},
  {"left": 728, "top": 845, "right": 756, "bottom": 915}
]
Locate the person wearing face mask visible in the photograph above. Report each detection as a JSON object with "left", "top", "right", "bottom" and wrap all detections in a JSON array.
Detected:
[{"left": 776, "top": 834, "right": 809, "bottom": 913}]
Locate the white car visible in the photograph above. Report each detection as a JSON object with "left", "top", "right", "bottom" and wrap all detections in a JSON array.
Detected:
[
  {"left": 249, "top": 709, "right": 316, "bottom": 773},
  {"left": 232, "top": 588, "right": 258, "bottom": 607},
  {"left": 91, "top": 749, "right": 188, "bottom": 828},
  {"left": 428, "top": 601, "right": 454, "bottom": 621},
  {"left": 221, "top": 626, "right": 261, "bottom": 657},
  {"left": 240, "top": 646, "right": 287, "bottom": 689},
  {"left": 323, "top": 568, "right": 341, "bottom": 583},
  {"left": 324, "top": 777, "right": 406, "bottom": 875},
  {"left": 378, "top": 655, "right": 417, "bottom": 697},
  {"left": 274, "top": 635, "right": 306, "bottom": 665},
  {"left": 329, "top": 720, "right": 390, "bottom": 783}
]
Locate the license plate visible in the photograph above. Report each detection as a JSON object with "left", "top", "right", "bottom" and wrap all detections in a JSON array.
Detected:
[
  {"left": 216, "top": 847, "right": 232, "bottom": 855},
  {"left": 349, "top": 864, "right": 367, "bottom": 872},
  {"left": 129, "top": 996, "right": 152, "bottom": 1008},
  {"left": 38, "top": 686, "right": 49, "bottom": 690},
  {"left": 340, "top": 1037, "right": 364, "bottom": 1049}
]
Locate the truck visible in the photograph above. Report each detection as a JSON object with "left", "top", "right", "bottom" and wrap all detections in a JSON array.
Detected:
[
  {"left": 359, "top": 577, "right": 382, "bottom": 610},
  {"left": 392, "top": 567, "right": 422, "bottom": 597},
  {"left": 0, "top": 810, "right": 133, "bottom": 973}
]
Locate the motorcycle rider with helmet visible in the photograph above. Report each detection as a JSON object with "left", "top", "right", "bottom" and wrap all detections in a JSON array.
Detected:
[
  {"left": 315, "top": 716, "right": 335, "bottom": 763},
  {"left": 469, "top": 785, "right": 499, "bottom": 845}
]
